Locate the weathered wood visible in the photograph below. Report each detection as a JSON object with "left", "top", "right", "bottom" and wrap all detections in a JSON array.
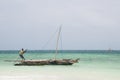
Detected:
[{"left": 14, "top": 58, "right": 80, "bottom": 66}]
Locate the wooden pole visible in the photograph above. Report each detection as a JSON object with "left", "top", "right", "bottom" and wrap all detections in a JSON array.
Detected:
[{"left": 54, "top": 26, "right": 62, "bottom": 60}]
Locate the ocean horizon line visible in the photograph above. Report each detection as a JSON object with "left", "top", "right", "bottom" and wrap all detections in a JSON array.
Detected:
[
  {"left": 0, "top": 50, "right": 120, "bottom": 54},
  {"left": 0, "top": 49, "right": 120, "bottom": 50}
]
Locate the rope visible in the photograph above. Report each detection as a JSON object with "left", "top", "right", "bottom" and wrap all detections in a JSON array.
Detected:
[{"left": 41, "top": 28, "right": 59, "bottom": 50}]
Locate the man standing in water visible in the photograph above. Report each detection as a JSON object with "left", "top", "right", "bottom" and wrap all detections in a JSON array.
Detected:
[{"left": 19, "top": 48, "right": 26, "bottom": 60}]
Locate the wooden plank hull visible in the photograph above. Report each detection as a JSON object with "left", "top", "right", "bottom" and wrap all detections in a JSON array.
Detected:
[{"left": 14, "top": 59, "right": 79, "bottom": 66}]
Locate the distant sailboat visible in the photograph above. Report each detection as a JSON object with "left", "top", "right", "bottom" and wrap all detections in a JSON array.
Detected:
[
  {"left": 108, "top": 48, "right": 112, "bottom": 52},
  {"left": 14, "top": 27, "right": 79, "bottom": 66}
]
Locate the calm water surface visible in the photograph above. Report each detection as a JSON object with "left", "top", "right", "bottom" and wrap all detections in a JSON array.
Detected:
[{"left": 0, "top": 50, "right": 120, "bottom": 80}]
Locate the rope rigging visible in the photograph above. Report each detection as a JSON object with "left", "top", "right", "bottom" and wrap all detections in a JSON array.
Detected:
[{"left": 41, "top": 27, "right": 63, "bottom": 51}]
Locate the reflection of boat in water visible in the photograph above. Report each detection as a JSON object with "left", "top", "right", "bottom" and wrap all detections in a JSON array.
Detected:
[{"left": 14, "top": 27, "right": 79, "bottom": 66}]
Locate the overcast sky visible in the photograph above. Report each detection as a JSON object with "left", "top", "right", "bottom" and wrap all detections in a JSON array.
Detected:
[{"left": 0, "top": 0, "right": 120, "bottom": 50}]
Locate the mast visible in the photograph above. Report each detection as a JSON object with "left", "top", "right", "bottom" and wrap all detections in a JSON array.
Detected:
[{"left": 54, "top": 26, "right": 62, "bottom": 60}]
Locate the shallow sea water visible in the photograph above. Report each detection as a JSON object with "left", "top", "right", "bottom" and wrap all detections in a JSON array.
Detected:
[{"left": 0, "top": 50, "right": 120, "bottom": 80}]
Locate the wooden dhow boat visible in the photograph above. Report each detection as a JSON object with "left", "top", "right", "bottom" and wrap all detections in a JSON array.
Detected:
[
  {"left": 14, "top": 58, "right": 79, "bottom": 66},
  {"left": 14, "top": 27, "right": 79, "bottom": 66}
]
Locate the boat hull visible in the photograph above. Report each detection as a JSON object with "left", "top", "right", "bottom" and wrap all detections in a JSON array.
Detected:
[{"left": 14, "top": 59, "right": 79, "bottom": 66}]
